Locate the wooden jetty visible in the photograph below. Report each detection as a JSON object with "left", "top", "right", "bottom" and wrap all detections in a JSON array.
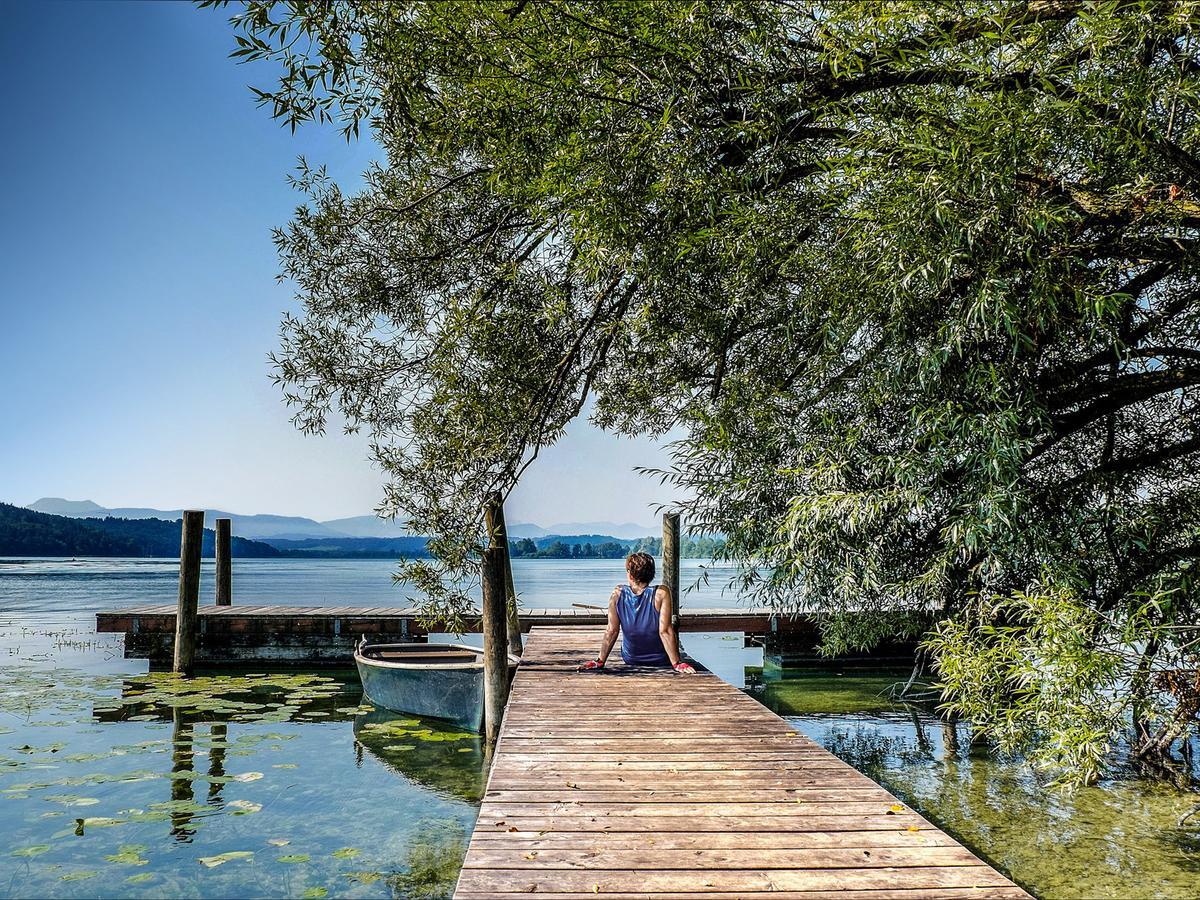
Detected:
[
  {"left": 94, "top": 604, "right": 827, "bottom": 667},
  {"left": 454, "top": 626, "right": 1030, "bottom": 899}
]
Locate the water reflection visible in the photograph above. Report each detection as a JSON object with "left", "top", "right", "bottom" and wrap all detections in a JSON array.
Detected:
[
  {"left": 761, "top": 672, "right": 1200, "bottom": 900},
  {"left": 352, "top": 710, "right": 485, "bottom": 804},
  {"left": 170, "top": 708, "right": 196, "bottom": 839},
  {"left": 0, "top": 664, "right": 481, "bottom": 899}
]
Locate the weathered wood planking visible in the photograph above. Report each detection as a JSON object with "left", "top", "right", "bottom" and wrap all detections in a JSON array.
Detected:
[
  {"left": 454, "top": 627, "right": 1030, "bottom": 899},
  {"left": 96, "top": 604, "right": 792, "bottom": 631},
  {"left": 94, "top": 605, "right": 815, "bottom": 666}
]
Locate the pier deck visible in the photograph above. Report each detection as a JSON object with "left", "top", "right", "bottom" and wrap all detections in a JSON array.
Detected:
[
  {"left": 455, "top": 626, "right": 1029, "bottom": 899},
  {"left": 95, "top": 604, "right": 839, "bottom": 666}
]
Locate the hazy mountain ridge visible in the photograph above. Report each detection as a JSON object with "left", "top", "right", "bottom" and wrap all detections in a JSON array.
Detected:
[
  {"left": 0, "top": 503, "right": 281, "bottom": 558},
  {"left": 7, "top": 502, "right": 710, "bottom": 560},
  {"left": 25, "top": 499, "right": 657, "bottom": 541}
]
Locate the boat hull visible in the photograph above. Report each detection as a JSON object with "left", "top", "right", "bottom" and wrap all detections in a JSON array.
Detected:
[{"left": 354, "top": 648, "right": 486, "bottom": 732}]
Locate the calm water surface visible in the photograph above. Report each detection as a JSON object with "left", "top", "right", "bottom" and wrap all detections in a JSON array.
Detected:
[
  {"left": 2, "top": 558, "right": 1197, "bottom": 898},
  {"left": 755, "top": 675, "right": 1200, "bottom": 899}
]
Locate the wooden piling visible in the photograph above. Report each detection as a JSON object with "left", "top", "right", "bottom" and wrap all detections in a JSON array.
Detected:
[
  {"left": 663, "top": 512, "right": 681, "bottom": 635},
  {"left": 481, "top": 546, "right": 509, "bottom": 744},
  {"left": 484, "top": 493, "right": 523, "bottom": 656},
  {"left": 215, "top": 518, "right": 232, "bottom": 606},
  {"left": 173, "top": 510, "right": 203, "bottom": 676}
]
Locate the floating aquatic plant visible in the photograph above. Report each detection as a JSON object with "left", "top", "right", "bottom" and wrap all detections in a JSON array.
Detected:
[{"left": 198, "top": 850, "right": 254, "bottom": 868}]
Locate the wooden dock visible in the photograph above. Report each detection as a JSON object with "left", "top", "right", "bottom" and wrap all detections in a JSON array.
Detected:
[
  {"left": 455, "top": 626, "right": 1029, "bottom": 899},
  {"left": 95, "top": 604, "right": 863, "bottom": 667}
]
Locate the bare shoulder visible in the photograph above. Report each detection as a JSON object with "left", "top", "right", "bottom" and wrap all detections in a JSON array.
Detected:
[
  {"left": 609, "top": 585, "right": 623, "bottom": 604},
  {"left": 654, "top": 584, "right": 672, "bottom": 609}
]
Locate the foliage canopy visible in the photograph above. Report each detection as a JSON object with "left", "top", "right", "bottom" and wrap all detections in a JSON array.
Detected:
[{"left": 214, "top": 0, "right": 1200, "bottom": 782}]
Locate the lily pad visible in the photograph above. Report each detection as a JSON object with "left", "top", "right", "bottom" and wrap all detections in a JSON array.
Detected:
[
  {"left": 343, "top": 871, "right": 384, "bottom": 885},
  {"left": 234, "top": 771, "right": 264, "bottom": 782},
  {"left": 277, "top": 853, "right": 310, "bottom": 863},
  {"left": 331, "top": 847, "right": 361, "bottom": 859},
  {"left": 105, "top": 844, "right": 149, "bottom": 866},
  {"left": 44, "top": 794, "right": 99, "bottom": 806},
  {"left": 228, "top": 799, "right": 262, "bottom": 814},
  {"left": 301, "top": 888, "right": 328, "bottom": 898},
  {"left": 74, "top": 816, "right": 125, "bottom": 834},
  {"left": 198, "top": 850, "right": 254, "bottom": 868},
  {"left": 11, "top": 844, "right": 51, "bottom": 857},
  {"left": 60, "top": 871, "right": 98, "bottom": 881},
  {"left": 126, "top": 873, "right": 155, "bottom": 884}
]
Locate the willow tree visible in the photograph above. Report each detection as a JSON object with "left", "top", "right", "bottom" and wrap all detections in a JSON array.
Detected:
[{"left": 213, "top": 0, "right": 1200, "bottom": 782}]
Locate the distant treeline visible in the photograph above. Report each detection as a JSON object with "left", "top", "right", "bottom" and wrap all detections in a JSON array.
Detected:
[
  {"left": 0, "top": 502, "right": 724, "bottom": 561},
  {"left": 267, "top": 536, "right": 431, "bottom": 559},
  {"left": 508, "top": 535, "right": 723, "bottom": 560},
  {"left": 0, "top": 503, "right": 280, "bottom": 558}
]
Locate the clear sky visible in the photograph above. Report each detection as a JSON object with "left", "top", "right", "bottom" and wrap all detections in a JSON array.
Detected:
[{"left": 0, "top": 1, "right": 674, "bottom": 528}]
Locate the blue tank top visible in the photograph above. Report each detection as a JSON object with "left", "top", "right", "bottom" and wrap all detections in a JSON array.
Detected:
[{"left": 616, "top": 584, "right": 670, "bottom": 666}]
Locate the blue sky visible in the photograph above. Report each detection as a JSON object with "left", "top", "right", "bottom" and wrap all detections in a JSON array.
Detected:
[{"left": 0, "top": 1, "right": 673, "bottom": 527}]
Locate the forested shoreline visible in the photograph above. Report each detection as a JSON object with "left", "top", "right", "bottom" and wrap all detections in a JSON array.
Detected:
[
  {"left": 0, "top": 503, "right": 724, "bottom": 561},
  {"left": 0, "top": 503, "right": 280, "bottom": 558}
]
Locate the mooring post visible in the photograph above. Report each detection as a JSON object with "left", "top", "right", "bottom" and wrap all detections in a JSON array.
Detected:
[
  {"left": 215, "top": 518, "right": 232, "bottom": 606},
  {"left": 481, "top": 545, "right": 509, "bottom": 744},
  {"left": 663, "top": 512, "right": 681, "bottom": 646},
  {"left": 173, "top": 510, "right": 203, "bottom": 676},
  {"left": 484, "top": 492, "right": 523, "bottom": 656}
]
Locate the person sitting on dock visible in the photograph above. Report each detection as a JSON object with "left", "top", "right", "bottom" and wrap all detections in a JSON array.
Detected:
[{"left": 579, "top": 551, "right": 696, "bottom": 673}]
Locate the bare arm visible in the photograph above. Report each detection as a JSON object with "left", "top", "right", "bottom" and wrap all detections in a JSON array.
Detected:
[
  {"left": 656, "top": 586, "right": 683, "bottom": 667},
  {"left": 597, "top": 587, "right": 621, "bottom": 665}
]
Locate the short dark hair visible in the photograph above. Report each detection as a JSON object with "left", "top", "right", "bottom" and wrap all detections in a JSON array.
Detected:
[{"left": 625, "top": 551, "right": 655, "bottom": 584}]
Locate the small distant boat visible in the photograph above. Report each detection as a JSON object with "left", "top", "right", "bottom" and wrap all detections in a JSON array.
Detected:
[{"left": 353, "top": 639, "right": 516, "bottom": 732}]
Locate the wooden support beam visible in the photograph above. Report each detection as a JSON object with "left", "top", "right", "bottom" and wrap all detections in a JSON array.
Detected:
[
  {"left": 663, "top": 512, "right": 681, "bottom": 642},
  {"left": 215, "top": 518, "right": 232, "bottom": 606},
  {"left": 173, "top": 510, "right": 203, "bottom": 675},
  {"left": 481, "top": 545, "right": 509, "bottom": 745},
  {"left": 485, "top": 492, "right": 523, "bottom": 656}
]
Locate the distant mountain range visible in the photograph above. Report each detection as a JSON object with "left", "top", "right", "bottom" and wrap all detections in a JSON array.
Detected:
[
  {"left": 23, "top": 498, "right": 658, "bottom": 542},
  {"left": 0, "top": 503, "right": 282, "bottom": 558}
]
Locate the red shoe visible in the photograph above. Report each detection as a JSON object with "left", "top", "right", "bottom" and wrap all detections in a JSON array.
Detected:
[
  {"left": 578, "top": 659, "right": 604, "bottom": 672},
  {"left": 673, "top": 662, "right": 696, "bottom": 674}
]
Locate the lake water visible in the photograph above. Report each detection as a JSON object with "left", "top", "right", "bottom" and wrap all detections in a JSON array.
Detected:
[{"left": 1, "top": 557, "right": 1197, "bottom": 898}]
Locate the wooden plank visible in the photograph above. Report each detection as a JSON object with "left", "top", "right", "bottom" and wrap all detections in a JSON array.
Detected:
[
  {"left": 466, "top": 830, "right": 961, "bottom": 849},
  {"left": 454, "top": 866, "right": 1017, "bottom": 893},
  {"left": 470, "top": 815, "right": 937, "bottom": 834},
  {"left": 483, "top": 790, "right": 894, "bottom": 803},
  {"left": 462, "top": 846, "right": 985, "bottom": 870},
  {"left": 477, "top": 802, "right": 929, "bottom": 818},
  {"left": 454, "top": 626, "right": 1028, "bottom": 899},
  {"left": 455, "top": 890, "right": 1032, "bottom": 900},
  {"left": 96, "top": 605, "right": 824, "bottom": 637},
  {"left": 487, "top": 776, "right": 879, "bottom": 789},
  {"left": 488, "top": 761, "right": 868, "bottom": 773}
]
